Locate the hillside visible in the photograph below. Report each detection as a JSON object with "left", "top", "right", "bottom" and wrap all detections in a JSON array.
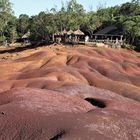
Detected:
[{"left": 0, "top": 44, "right": 140, "bottom": 140}]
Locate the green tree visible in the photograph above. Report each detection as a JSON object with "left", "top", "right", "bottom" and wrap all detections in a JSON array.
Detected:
[
  {"left": 0, "top": 0, "right": 15, "bottom": 44},
  {"left": 66, "top": 0, "right": 86, "bottom": 30},
  {"left": 17, "top": 14, "right": 29, "bottom": 37},
  {"left": 123, "top": 16, "right": 140, "bottom": 44},
  {"left": 29, "top": 12, "right": 57, "bottom": 42},
  {"left": 85, "top": 12, "right": 102, "bottom": 30},
  {"left": 119, "top": 2, "right": 140, "bottom": 16},
  {"left": 67, "top": 0, "right": 85, "bottom": 14},
  {"left": 0, "top": 0, "right": 13, "bottom": 14},
  {"left": 4, "top": 16, "right": 17, "bottom": 43}
]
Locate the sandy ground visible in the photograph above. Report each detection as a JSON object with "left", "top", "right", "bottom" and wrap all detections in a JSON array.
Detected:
[{"left": 0, "top": 44, "right": 140, "bottom": 140}]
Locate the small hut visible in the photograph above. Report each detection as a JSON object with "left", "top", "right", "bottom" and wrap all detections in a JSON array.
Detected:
[
  {"left": 54, "top": 29, "right": 85, "bottom": 44},
  {"left": 61, "top": 29, "right": 67, "bottom": 42},
  {"left": 66, "top": 30, "right": 74, "bottom": 42},
  {"left": 74, "top": 29, "right": 84, "bottom": 42},
  {"left": 74, "top": 29, "right": 84, "bottom": 36},
  {"left": 54, "top": 29, "right": 68, "bottom": 43},
  {"left": 61, "top": 29, "right": 67, "bottom": 35},
  {"left": 67, "top": 30, "right": 74, "bottom": 35},
  {"left": 54, "top": 32, "right": 62, "bottom": 44},
  {"left": 22, "top": 31, "right": 30, "bottom": 43}
]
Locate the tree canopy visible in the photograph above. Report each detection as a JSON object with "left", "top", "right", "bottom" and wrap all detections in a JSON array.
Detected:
[
  {"left": 0, "top": 0, "right": 16, "bottom": 43},
  {"left": 0, "top": 0, "right": 140, "bottom": 50}
]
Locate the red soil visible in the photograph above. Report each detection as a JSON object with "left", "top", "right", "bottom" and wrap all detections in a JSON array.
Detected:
[{"left": 0, "top": 45, "right": 140, "bottom": 139}]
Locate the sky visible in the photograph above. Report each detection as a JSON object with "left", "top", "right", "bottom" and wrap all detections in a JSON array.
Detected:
[{"left": 10, "top": 0, "right": 130, "bottom": 17}]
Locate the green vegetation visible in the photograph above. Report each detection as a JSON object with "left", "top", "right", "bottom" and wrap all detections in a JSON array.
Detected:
[
  {"left": 0, "top": 0, "right": 140, "bottom": 50},
  {"left": 0, "top": 0, "right": 16, "bottom": 44}
]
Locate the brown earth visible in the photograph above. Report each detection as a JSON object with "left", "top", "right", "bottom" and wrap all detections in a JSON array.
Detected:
[{"left": 0, "top": 44, "right": 140, "bottom": 140}]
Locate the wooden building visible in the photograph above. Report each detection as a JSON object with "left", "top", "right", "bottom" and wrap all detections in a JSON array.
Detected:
[{"left": 92, "top": 25, "right": 124, "bottom": 45}]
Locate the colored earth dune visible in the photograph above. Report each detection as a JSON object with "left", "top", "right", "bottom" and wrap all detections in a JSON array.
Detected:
[{"left": 0, "top": 45, "right": 140, "bottom": 140}]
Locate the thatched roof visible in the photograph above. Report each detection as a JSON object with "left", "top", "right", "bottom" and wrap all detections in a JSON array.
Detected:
[
  {"left": 54, "top": 32, "right": 61, "bottom": 35},
  {"left": 61, "top": 29, "right": 67, "bottom": 34},
  {"left": 74, "top": 29, "right": 84, "bottom": 35},
  {"left": 22, "top": 31, "right": 30, "bottom": 39},
  {"left": 54, "top": 29, "right": 85, "bottom": 36},
  {"left": 67, "top": 30, "right": 74, "bottom": 35}
]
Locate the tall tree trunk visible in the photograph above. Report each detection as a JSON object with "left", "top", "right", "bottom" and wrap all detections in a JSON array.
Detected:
[{"left": 131, "top": 35, "right": 135, "bottom": 45}]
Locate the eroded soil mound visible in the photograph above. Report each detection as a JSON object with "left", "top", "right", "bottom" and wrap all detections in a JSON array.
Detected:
[{"left": 0, "top": 45, "right": 140, "bottom": 140}]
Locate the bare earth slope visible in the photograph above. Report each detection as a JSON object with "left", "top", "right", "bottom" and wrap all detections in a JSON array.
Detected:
[{"left": 0, "top": 45, "right": 140, "bottom": 140}]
